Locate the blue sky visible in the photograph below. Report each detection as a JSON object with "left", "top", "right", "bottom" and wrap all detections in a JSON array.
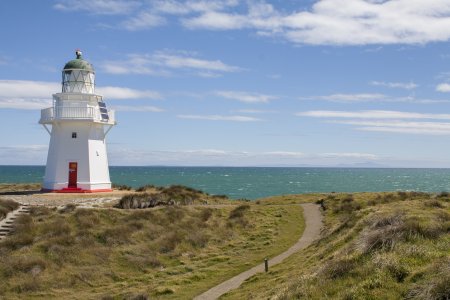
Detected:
[{"left": 2, "top": 0, "right": 450, "bottom": 167}]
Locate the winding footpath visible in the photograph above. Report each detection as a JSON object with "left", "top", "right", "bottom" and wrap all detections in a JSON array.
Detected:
[{"left": 194, "top": 203, "right": 323, "bottom": 300}]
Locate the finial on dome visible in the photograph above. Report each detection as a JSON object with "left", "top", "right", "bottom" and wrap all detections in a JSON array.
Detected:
[{"left": 75, "top": 49, "right": 82, "bottom": 59}]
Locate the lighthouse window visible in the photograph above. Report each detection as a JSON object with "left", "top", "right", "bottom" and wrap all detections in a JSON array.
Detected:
[{"left": 72, "top": 132, "right": 77, "bottom": 139}]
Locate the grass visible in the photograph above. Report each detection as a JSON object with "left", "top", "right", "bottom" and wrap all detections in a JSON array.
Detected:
[
  {"left": 0, "top": 199, "right": 20, "bottom": 220},
  {"left": 114, "top": 185, "right": 234, "bottom": 209},
  {"left": 0, "top": 183, "right": 41, "bottom": 194},
  {"left": 0, "top": 198, "right": 304, "bottom": 299},
  {"left": 222, "top": 191, "right": 450, "bottom": 300}
]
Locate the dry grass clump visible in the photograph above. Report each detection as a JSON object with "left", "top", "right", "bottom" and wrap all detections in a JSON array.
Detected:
[
  {"left": 436, "top": 191, "right": 450, "bottom": 198},
  {"left": 406, "top": 257, "right": 450, "bottom": 300},
  {"left": 424, "top": 199, "right": 445, "bottom": 208},
  {"left": 227, "top": 204, "right": 250, "bottom": 227},
  {"left": 115, "top": 193, "right": 173, "bottom": 209},
  {"left": 0, "top": 199, "right": 19, "bottom": 219},
  {"left": 357, "top": 212, "right": 446, "bottom": 254},
  {"left": 112, "top": 183, "right": 133, "bottom": 191},
  {"left": 116, "top": 185, "right": 210, "bottom": 209},
  {"left": 319, "top": 256, "right": 357, "bottom": 279}
]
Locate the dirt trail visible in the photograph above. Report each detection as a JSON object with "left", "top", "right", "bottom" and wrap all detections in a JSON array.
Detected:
[{"left": 194, "top": 203, "right": 323, "bottom": 300}]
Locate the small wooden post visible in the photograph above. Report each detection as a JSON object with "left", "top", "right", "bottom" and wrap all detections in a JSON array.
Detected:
[{"left": 264, "top": 258, "right": 269, "bottom": 272}]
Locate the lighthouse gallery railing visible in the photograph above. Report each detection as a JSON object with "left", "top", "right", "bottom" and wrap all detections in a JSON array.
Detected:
[{"left": 40, "top": 106, "right": 115, "bottom": 124}]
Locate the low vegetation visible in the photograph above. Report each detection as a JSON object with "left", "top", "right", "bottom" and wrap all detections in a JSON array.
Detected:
[
  {"left": 0, "top": 195, "right": 303, "bottom": 299},
  {"left": 0, "top": 183, "right": 41, "bottom": 194},
  {"left": 115, "top": 185, "right": 231, "bottom": 209},
  {"left": 0, "top": 199, "right": 20, "bottom": 220},
  {"left": 223, "top": 191, "right": 450, "bottom": 300}
]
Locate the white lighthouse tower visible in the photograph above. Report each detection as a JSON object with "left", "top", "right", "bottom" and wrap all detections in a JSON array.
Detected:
[{"left": 39, "top": 50, "right": 116, "bottom": 192}]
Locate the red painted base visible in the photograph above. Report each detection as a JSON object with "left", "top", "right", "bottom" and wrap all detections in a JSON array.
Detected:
[{"left": 41, "top": 188, "right": 113, "bottom": 193}]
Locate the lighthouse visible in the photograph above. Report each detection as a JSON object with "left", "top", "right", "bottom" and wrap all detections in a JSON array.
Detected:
[{"left": 39, "top": 50, "right": 116, "bottom": 192}]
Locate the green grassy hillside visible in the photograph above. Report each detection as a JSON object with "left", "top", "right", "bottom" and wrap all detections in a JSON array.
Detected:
[
  {"left": 223, "top": 192, "right": 450, "bottom": 300},
  {"left": 0, "top": 200, "right": 304, "bottom": 299}
]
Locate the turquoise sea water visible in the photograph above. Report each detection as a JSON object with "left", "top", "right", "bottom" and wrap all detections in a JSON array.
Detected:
[{"left": 1, "top": 166, "right": 450, "bottom": 199}]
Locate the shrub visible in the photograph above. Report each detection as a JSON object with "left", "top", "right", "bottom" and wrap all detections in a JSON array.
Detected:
[
  {"left": 229, "top": 204, "right": 250, "bottom": 219},
  {"left": 112, "top": 183, "right": 133, "bottom": 191},
  {"left": 97, "top": 225, "right": 134, "bottom": 246},
  {"left": 74, "top": 209, "right": 100, "bottom": 228},
  {"left": 199, "top": 208, "right": 213, "bottom": 222},
  {"left": 424, "top": 199, "right": 444, "bottom": 208},
  {"left": 0, "top": 199, "right": 19, "bottom": 219},
  {"left": 397, "top": 191, "right": 409, "bottom": 200},
  {"left": 436, "top": 191, "right": 449, "bottom": 198},
  {"left": 227, "top": 205, "right": 250, "bottom": 227},
  {"left": 116, "top": 193, "right": 164, "bottom": 209},
  {"left": 136, "top": 184, "right": 156, "bottom": 192},
  {"left": 125, "top": 253, "right": 161, "bottom": 271},
  {"left": 358, "top": 212, "right": 446, "bottom": 254},
  {"left": 59, "top": 203, "right": 77, "bottom": 214},
  {"left": 319, "top": 257, "right": 356, "bottom": 279},
  {"left": 406, "top": 258, "right": 450, "bottom": 300},
  {"left": 187, "top": 230, "right": 210, "bottom": 248},
  {"left": 332, "top": 195, "right": 361, "bottom": 213},
  {"left": 159, "top": 231, "right": 184, "bottom": 253}
]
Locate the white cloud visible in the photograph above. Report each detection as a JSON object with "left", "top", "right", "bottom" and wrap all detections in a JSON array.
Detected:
[
  {"left": 97, "top": 86, "right": 161, "bottom": 100},
  {"left": 370, "top": 81, "right": 418, "bottom": 90},
  {"left": 182, "top": 11, "right": 248, "bottom": 30},
  {"left": 264, "top": 151, "right": 304, "bottom": 157},
  {"left": 0, "top": 80, "right": 59, "bottom": 98},
  {"left": 54, "top": 0, "right": 140, "bottom": 15},
  {"left": 102, "top": 51, "right": 241, "bottom": 76},
  {"left": 297, "top": 110, "right": 450, "bottom": 120},
  {"left": 120, "top": 12, "right": 166, "bottom": 30},
  {"left": 236, "top": 109, "right": 276, "bottom": 114},
  {"left": 0, "top": 98, "right": 52, "bottom": 110},
  {"left": 182, "top": 0, "right": 450, "bottom": 45},
  {"left": 215, "top": 90, "right": 277, "bottom": 103},
  {"left": 0, "top": 80, "right": 162, "bottom": 110},
  {"left": 0, "top": 145, "right": 48, "bottom": 165},
  {"left": 54, "top": 1, "right": 450, "bottom": 46},
  {"left": 359, "top": 126, "right": 450, "bottom": 135},
  {"left": 177, "top": 114, "right": 262, "bottom": 122},
  {"left": 335, "top": 120, "right": 450, "bottom": 135},
  {"left": 320, "top": 152, "right": 378, "bottom": 160},
  {"left": 111, "top": 105, "right": 164, "bottom": 112},
  {"left": 299, "top": 93, "right": 444, "bottom": 104},
  {"left": 307, "top": 93, "right": 387, "bottom": 102},
  {"left": 107, "top": 147, "right": 379, "bottom": 166},
  {"left": 436, "top": 83, "right": 450, "bottom": 92},
  {"left": 298, "top": 110, "right": 450, "bottom": 135}
]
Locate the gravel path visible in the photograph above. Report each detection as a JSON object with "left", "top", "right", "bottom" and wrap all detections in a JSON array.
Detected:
[{"left": 194, "top": 203, "right": 323, "bottom": 300}]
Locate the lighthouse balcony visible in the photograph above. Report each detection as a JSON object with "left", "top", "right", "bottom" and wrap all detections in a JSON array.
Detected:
[{"left": 39, "top": 106, "right": 115, "bottom": 124}]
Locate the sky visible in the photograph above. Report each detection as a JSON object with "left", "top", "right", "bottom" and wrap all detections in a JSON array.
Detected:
[{"left": 3, "top": 0, "right": 450, "bottom": 167}]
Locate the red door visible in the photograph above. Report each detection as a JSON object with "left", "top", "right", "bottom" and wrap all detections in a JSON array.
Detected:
[{"left": 68, "top": 162, "right": 78, "bottom": 188}]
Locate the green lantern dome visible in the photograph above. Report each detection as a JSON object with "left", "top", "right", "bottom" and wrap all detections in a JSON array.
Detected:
[{"left": 63, "top": 50, "right": 94, "bottom": 72}]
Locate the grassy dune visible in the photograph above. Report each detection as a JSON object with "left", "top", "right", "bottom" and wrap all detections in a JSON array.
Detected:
[
  {"left": 223, "top": 192, "right": 450, "bottom": 300},
  {"left": 0, "top": 200, "right": 304, "bottom": 299}
]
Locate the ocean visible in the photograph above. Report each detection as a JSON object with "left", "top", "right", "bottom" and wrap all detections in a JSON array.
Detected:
[{"left": 1, "top": 165, "right": 450, "bottom": 200}]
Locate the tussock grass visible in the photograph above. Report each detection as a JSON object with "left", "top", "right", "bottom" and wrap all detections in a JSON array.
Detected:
[
  {"left": 223, "top": 192, "right": 450, "bottom": 300},
  {"left": 0, "top": 199, "right": 19, "bottom": 220},
  {"left": 407, "top": 257, "right": 450, "bottom": 300},
  {"left": 0, "top": 198, "right": 304, "bottom": 299},
  {"left": 115, "top": 185, "right": 218, "bottom": 209}
]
